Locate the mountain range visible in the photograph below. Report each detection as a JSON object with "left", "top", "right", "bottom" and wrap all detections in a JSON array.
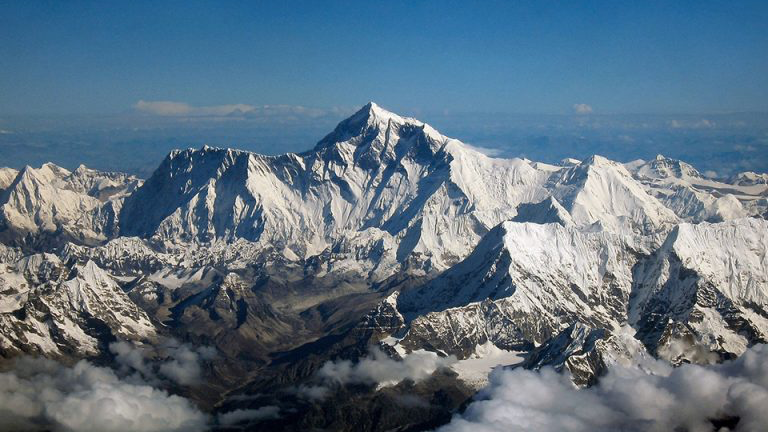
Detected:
[{"left": 0, "top": 102, "right": 766, "bottom": 431}]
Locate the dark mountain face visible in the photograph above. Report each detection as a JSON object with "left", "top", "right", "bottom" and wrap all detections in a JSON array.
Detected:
[{"left": 0, "top": 103, "right": 767, "bottom": 431}]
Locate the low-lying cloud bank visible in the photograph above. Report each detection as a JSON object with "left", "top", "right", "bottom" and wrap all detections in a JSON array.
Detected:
[
  {"left": 0, "top": 357, "right": 209, "bottom": 432},
  {"left": 294, "top": 348, "right": 457, "bottom": 401},
  {"left": 110, "top": 339, "right": 216, "bottom": 386},
  {"left": 438, "top": 344, "right": 768, "bottom": 432},
  {"left": 318, "top": 348, "right": 456, "bottom": 388},
  {"left": 133, "top": 100, "right": 351, "bottom": 120}
]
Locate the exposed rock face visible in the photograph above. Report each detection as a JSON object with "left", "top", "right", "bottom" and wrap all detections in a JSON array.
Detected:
[
  {"left": 521, "top": 323, "right": 653, "bottom": 386},
  {"left": 630, "top": 218, "right": 768, "bottom": 360}
]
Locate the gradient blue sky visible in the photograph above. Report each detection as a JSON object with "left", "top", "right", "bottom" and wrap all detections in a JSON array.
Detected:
[{"left": 2, "top": 0, "right": 767, "bottom": 116}]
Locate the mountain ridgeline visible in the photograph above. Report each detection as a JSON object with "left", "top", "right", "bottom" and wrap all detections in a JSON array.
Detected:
[{"left": 0, "top": 103, "right": 767, "bottom": 431}]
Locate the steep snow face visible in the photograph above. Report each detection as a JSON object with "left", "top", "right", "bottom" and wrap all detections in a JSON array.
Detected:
[
  {"left": 0, "top": 163, "right": 140, "bottom": 247},
  {"left": 64, "top": 164, "right": 142, "bottom": 201},
  {"left": 396, "top": 221, "right": 640, "bottom": 357},
  {"left": 119, "top": 103, "right": 550, "bottom": 270},
  {"left": 627, "top": 155, "right": 767, "bottom": 222},
  {"left": 0, "top": 167, "right": 18, "bottom": 192},
  {"left": 0, "top": 254, "right": 155, "bottom": 357},
  {"left": 374, "top": 216, "right": 767, "bottom": 380},
  {"left": 549, "top": 155, "right": 680, "bottom": 235},
  {"left": 631, "top": 218, "right": 768, "bottom": 360},
  {"left": 109, "top": 105, "right": 765, "bottom": 283},
  {"left": 118, "top": 103, "right": 700, "bottom": 279},
  {"left": 729, "top": 171, "right": 768, "bottom": 186},
  {"left": 634, "top": 154, "right": 704, "bottom": 180}
]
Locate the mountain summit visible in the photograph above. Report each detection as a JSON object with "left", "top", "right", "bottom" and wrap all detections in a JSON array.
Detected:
[{"left": 117, "top": 103, "right": 551, "bottom": 271}]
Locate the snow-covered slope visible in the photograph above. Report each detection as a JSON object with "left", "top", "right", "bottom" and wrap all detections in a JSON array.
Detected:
[
  {"left": 394, "top": 221, "right": 641, "bottom": 357},
  {"left": 512, "top": 196, "right": 574, "bottom": 226},
  {"left": 0, "top": 254, "right": 155, "bottom": 357},
  {"left": 0, "top": 163, "right": 140, "bottom": 247},
  {"left": 119, "top": 103, "right": 550, "bottom": 272},
  {"left": 728, "top": 171, "right": 768, "bottom": 186},
  {"left": 367, "top": 215, "right": 768, "bottom": 383},
  {"left": 627, "top": 155, "right": 767, "bottom": 222},
  {"left": 116, "top": 104, "right": 712, "bottom": 281},
  {"left": 521, "top": 323, "right": 652, "bottom": 386},
  {"left": 630, "top": 218, "right": 768, "bottom": 361},
  {"left": 0, "top": 167, "right": 18, "bottom": 192},
  {"left": 549, "top": 155, "right": 680, "bottom": 235}
]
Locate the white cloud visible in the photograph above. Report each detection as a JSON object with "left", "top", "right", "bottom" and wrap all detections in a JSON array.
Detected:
[
  {"left": 572, "top": 104, "right": 593, "bottom": 114},
  {"left": 0, "top": 357, "right": 209, "bottom": 432},
  {"left": 317, "top": 348, "right": 456, "bottom": 388},
  {"left": 217, "top": 406, "right": 280, "bottom": 426},
  {"left": 295, "top": 384, "right": 331, "bottom": 401},
  {"left": 293, "top": 348, "right": 456, "bottom": 402},
  {"left": 156, "top": 340, "right": 217, "bottom": 386},
  {"left": 134, "top": 100, "right": 257, "bottom": 117},
  {"left": 464, "top": 143, "right": 506, "bottom": 158},
  {"left": 110, "top": 339, "right": 216, "bottom": 386},
  {"left": 437, "top": 344, "right": 768, "bottom": 432}
]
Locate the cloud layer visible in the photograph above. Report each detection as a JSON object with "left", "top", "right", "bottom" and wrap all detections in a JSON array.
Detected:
[
  {"left": 0, "top": 357, "right": 209, "bottom": 432},
  {"left": 438, "top": 344, "right": 768, "bottom": 432},
  {"left": 134, "top": 100, "right": 257, "bottom": 117}
]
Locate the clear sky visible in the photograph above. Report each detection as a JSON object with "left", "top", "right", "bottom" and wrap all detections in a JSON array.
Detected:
[{"left": 2, "top": 0, "right": 767, "bottom": 116}]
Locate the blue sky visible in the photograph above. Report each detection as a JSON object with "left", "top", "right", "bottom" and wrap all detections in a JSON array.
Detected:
[
  {"left": 0, "top": 1, "right": 766, "bottom": 177},
  {"left": 1, "top": 0, "right": 767, "bottom": 116}
]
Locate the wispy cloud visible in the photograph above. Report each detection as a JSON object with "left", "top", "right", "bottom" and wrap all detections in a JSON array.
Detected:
[
  {"left": 292, "top": 347, "right": 456, "bottom": 401},
  {"left": 464, "top": 143, "right": 506, "bottom": 157},
  {"left": 217, "top": 406, "right": 281, "bottom": 426},
  {"left": 133, "top": 100, "right": 352, "bottom": 120},
  {"left": 110, "top": 338, "right": 217, "bottom": 386},
  {"left": 668, "top": 118, "right": 715, "bottom": 129},
  {"left": 134, "top": 100, "right": 256, "bottom": 117}
]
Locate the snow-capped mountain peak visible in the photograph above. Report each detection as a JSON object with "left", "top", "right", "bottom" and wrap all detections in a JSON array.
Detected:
[
  {"left": 549, "top": 154, "right": 680, "bottom": 234},
  {"left": 635, "top": 154, "right": 703, "bottom": 180},
  {"left": 117, "top": 104, "right": 549, "bottom": 269},
  {"left": 0, "top": 163, "right": 137, "bottom": 247}
]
